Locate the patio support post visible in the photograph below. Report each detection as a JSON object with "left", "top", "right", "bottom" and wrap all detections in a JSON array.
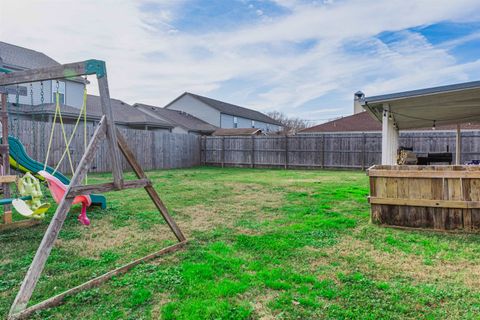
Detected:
[
  {"left": 381, "top": 103, "right": 398, "bottom": 165},
  {"left": 456, "top": 124, "right": 461, "bottom": 165}
]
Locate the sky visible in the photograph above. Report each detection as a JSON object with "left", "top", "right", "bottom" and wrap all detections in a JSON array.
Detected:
[{"left": 1, "top": 0, "right": 480, "bottom": 125}]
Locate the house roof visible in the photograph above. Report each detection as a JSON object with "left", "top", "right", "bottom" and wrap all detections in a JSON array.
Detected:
[
  {"left": 299, "top": 111, "right": 480, "bottom": 133},
  {"left": 361, "top": 80, "right": 480, "bottom": 130},
  {"left": 9, "top": 95, "right": 173, "bottom": 129},
  {"left": 212, "top": 128, "right": 262, "bottom": 136},
  {"left": 134, "top": 103, "right": 217, "bottom": 133},
  {"left": 86, "top": 96, "right": 173, "bottom": 128},
  {"left": 300, "top": 112, "right": 381, "bottom": 133},
  {"left": 0, "top": 41, "right": 86, "bottom": 83},
  {"left": 166, "top": 92, "right": 282, "bottom": 126},
  {"left": 0, "top": 42, "right": 60, "bottom": 71}
]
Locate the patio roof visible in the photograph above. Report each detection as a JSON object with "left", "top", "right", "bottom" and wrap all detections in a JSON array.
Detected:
[{"left": 361, "top": 80, "right": 480, "bottom": 130}]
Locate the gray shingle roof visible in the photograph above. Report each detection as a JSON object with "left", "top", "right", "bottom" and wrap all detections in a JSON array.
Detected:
[
  {"left": 167, "top": 92, "right": 282, "bottom": 126},
  {"left": 9, "top": 95, "right": 173, "bottom": 129},
  {"left": 0, "top": 42, "right": 60, "bottom": 70},
  {"left": 86, "top": 96, "right": 173, "bottom": 128},
  {"left": 134, "top": 103, "right": 217, "bottom": 133}
]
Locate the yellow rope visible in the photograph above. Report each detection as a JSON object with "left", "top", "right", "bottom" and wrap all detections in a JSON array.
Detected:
[
  {"left": 55, "top": 93, "right": 75, "bottom": 175},
  {"left": 44, "top": 87, "right": 88, "bottom": 182},
  {"left": 53, "top": 90, "right": 87, "bottom": 175}
]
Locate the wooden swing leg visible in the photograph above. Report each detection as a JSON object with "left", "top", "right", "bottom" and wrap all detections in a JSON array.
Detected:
[
  {"left": 9, "top": 241, "right": 186, "bottom": 320},
  {"left": 116, "top": 130, "right": 186, "bottom": 242},
  {"left": 8, "top": 117, "right": 107, "bottom": 317}
]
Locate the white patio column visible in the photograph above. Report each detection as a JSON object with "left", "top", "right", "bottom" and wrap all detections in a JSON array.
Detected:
[
  {"left": 381, "top": 104, "right": 399, "bottom": 165},
  {"left": 456, "top": 124, "right": 461, "bottom": 165}
]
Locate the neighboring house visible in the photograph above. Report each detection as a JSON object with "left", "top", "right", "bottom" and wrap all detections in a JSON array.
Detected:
[
  {"left": 212, "top": 128, "right": 262, "bottom": 136},
  {"left": 164, "top": 92, "right": 283, "bottom": 132},
  {"left": 300, "top": 90, "right": 480, "bottom": 134},
  {"left": 134, "top": 103, "right": 217, "bottom": 135},
  {"left": 86, "top": 96, "right": 173, "bottom": 130},
  {"left": 0, "top": 41, "right": 86, "bottom": 108},
  {"left": 299, "top": 112, "right": 381, "bottom": 133},
  {"left": 8, "top": 95, "right": 173, "bottom": 131},
  {"left": 1, "top": 42, "right": 172, "bottom": 131}
]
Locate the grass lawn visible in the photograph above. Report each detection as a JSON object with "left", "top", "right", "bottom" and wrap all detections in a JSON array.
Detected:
[{"left": 2, "top": 167, "right": 480, "bottom": 319}]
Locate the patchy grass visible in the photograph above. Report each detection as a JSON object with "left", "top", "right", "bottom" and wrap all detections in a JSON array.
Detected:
[{"left": 2, "top": 167, "right": 480, "bottom": 319}]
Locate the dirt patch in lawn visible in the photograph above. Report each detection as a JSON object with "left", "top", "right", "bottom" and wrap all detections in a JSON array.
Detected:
[
  {"left": 55, "top": 218, "right": 175, "bottom": 258},
  {"left": 55, "top": 182, "right": 284, "bottom": 256},
  {"left": 314, "top": 236, "right": 480, "bottom": 289},
  {"left": 176, "top": 183, "right": 284, "bottom": 237},
  {"left": 249, "top": 291, "right": 278, "bottom": 320},
  {"left": 150, "top": 292, "right": 171, "bottom": 318}
]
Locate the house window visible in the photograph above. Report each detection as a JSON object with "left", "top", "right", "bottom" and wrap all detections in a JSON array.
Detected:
[
  {"left": 251, "top": 120, "right": 255, "bottom": 128},
  {"left": 233, "top": 116, "right": 238, "bottom": 128},
  {"left": 51, "top": 80, "right": 66, "bottom": 104},
  {"left": 266, "top": 124, "right": 270, "bottom": 132}
]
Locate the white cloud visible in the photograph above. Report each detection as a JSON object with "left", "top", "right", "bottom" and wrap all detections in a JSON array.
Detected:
[{"left": 0, "top": 0, "right": 479, "bottom": 122}]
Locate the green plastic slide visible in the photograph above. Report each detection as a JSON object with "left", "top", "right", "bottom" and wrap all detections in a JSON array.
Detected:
[{"left": 3, "top": 136, "right": 106, "bottom": 209}]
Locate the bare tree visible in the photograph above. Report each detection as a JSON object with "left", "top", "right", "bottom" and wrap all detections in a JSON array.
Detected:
[{"left": 267, "top": 111, "right": 310, "bottom": 134}]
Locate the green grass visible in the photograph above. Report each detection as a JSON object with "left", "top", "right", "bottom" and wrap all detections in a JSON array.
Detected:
[{"left": 2, "top": 167, "right": 480, "bottom": 319}]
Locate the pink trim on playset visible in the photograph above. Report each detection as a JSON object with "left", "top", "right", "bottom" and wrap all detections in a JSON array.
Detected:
[{"left": 38, "top": 170, "right": 92, "bottom": 226}]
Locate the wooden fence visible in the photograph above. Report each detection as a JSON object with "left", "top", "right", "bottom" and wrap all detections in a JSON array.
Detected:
[
  {"left": 9, "top": 119, "right": 201, "bottom": 174},
  {"left": 9, "top": 118, "right": 480, "bottom": 173},
  {"left": 202, "top": 131, "right": 480, "bottom": 169}
]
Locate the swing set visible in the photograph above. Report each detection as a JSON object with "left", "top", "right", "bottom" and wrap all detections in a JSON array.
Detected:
[
  {"left": 0, "top": 60, "right": 186, "bottom": 319},
  {"left": 0, "top": 73, "right": 95, "bottom": 228}
]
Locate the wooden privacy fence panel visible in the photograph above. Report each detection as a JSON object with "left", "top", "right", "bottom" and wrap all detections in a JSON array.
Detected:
[
  {"left": 203, "top": 131, "right": 480, "bottom": 169},
  {"left": 9, "top": 119, "right": 201, "bottom": 174}
]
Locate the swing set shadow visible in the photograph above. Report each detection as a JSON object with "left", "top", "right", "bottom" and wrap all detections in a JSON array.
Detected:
[{"left": 0, "top": 60, "right": 187, "bottom": 319}]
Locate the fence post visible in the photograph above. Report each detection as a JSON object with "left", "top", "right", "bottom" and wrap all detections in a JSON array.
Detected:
[
  {"left": 284, "top": 135, "right": 288, "bottom": 169},
  {"left": 321, "top": 135, "right": 325, "bottom": 168},
  {"left": 221, "top": 136, "right": 225, "bottom": 168},
  {"left": 361, "top": 133, "right": 366, "bottom": 170},
  {"left": 251, "top": 135, "right": 255, "bottom": 168},
  {"left": 200, "top": 136, "right": 205, "bottom": 165},
  {"left": 150, "top": 130, "right": 155, "bottom": 170}
]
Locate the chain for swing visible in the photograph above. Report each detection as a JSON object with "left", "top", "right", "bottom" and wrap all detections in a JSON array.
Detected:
[
  {"left": 30, "top": 83, "right": 36, "bottom": 157},
  {"left": 40, "top": 81, "right": 46, "bottom": 161},
  {"left": 6, "top": 92, "right": 12, "bottom": 138},
  {"left": 11, "top": 85, "right": 21, "bottom": 173},
  {"left": 83, "top": 76, "right": 88, "bottom": 184},
  {"left": 14, "top": 85, "right": 20, "bottom": 139}
]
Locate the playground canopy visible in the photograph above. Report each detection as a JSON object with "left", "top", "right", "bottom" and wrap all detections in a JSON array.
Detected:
[{"left": 359, "top": 80, "right": 480, "bottom": 164}]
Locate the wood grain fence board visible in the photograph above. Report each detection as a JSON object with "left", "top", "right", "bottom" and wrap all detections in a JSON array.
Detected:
[
  {"left": 202, "top": 132, "right": 480, "bottom": 170},
  {"left": 7, "top": 118, "right": 201, "bottom": 174}
]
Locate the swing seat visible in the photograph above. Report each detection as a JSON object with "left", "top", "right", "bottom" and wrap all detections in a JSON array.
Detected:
[
  {"left": 38, "top": 170, "right": 92, "bottom": 226},
  {"left": 12, "top": 199, "right": 50, "bottom": 219}
]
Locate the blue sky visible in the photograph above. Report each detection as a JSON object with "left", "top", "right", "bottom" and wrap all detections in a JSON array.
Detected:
[{"left": 2, "top": 0, "right": 480, "bottom": 124}]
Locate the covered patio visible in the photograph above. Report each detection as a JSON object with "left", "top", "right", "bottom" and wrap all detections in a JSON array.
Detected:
[{"left": 358, "top": 80, "right": 480, "bottom": 232}]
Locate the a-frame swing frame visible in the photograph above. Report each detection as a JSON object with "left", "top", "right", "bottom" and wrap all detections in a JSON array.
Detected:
[{"left": 0, "top": 60, "right": 187, "bottom": 320}]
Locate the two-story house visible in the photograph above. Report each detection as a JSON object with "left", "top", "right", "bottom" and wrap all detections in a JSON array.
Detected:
[
  {"left": 0, "top": 41, "right": 86, "bottom": 108},
  {"left": 163, "top": 92, "right": 283, "bottom": 133},
  {"left": 134, "top": 103, "right": 217, "bottom": 135},
  {"left": 0, "top": 42, "right": 171, "bottom": 131}
]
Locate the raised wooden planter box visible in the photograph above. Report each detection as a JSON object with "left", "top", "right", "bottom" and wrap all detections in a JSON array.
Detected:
[{"left": 367, "top": 165, "right": 480, "bottom": 232}]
